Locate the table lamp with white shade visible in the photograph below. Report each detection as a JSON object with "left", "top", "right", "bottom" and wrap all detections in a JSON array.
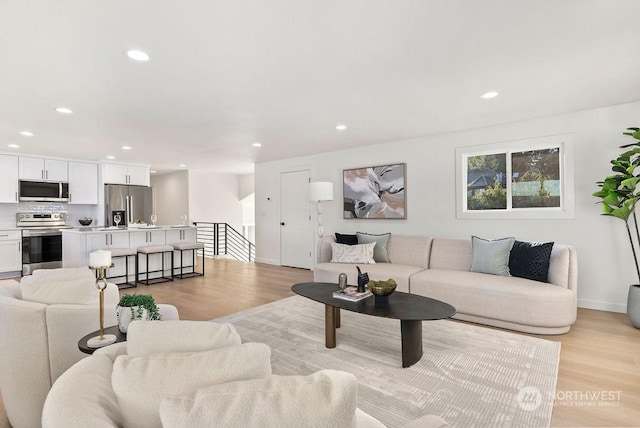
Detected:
[{"left": 307, "top": 181, "right": 334, "bottom": 238}]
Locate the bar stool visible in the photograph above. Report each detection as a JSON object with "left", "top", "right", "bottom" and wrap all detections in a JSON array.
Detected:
[
  {"left": 106, "top": 248, "right": 137, "bottom": 289},
  {"left": 136, "top": 245, "right": 174, "bottom": 285},
  {"left": 172, "top": 242, "right": 205, "bottom": 278}
]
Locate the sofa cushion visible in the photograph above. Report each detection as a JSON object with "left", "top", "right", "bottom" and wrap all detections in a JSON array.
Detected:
[
  {"left": 509, "top": 241, "right": 554, "bottom": 283},
  {"left": 335, "top": 233, "right": 358, "bottom": 245},
  {"left": 357, "top": 232, "right": 391, "bottom": 263},
  {"left": 20, "top": 275, "right": 97, "bottom": 305},
  {"left": 314, "top": 262, "right": 424, "bottom": 293},
  {"left": 470, "top": 236, "right": 515, "bottom": 276},
  {"left": 331, "top": 242, "right": 376, "bottom": 264},
  {"left": 126, "top": 320, "right": 241, "bottom": 357},
  {"left": 112, "top": 342, "right": 272, "bottom": 428},
  {"left": 159, "top": 370, "right": 358, "bottom": 428},
  {"left": 410, "top": 269, "right": 577, "bottom": 327},
  {"left": 42, "top": 354, "right": 122, "bottom": 428}
]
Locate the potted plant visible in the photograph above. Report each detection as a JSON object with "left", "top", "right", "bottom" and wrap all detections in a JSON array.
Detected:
[
  {"left": 116, "top": 293, "right": 162, "bottom": 333},
  {"left": 593, "top": 127, "right": 640, "bottom": 328}
]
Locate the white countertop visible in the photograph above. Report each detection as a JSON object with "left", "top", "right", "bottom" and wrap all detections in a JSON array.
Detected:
[{"left": 62, "top": 225, "right": 194, "bottom": 234}]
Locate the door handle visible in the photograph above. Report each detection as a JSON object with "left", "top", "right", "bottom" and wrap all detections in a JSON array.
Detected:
[{"left": 280, "top": 222, "right": 285, "bottom": 226}]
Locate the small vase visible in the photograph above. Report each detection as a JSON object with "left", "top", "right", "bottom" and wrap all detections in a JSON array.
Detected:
[
  {"left": 117, "top": 306, "right": 149, "bottom": 333},
  {"left": 628, "top": 285, "right": 640, "bottom": 329}
]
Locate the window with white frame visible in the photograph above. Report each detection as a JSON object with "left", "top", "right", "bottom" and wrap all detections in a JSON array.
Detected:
[{"left": 455, "top": 134, "right": 575, "bottom": 219}]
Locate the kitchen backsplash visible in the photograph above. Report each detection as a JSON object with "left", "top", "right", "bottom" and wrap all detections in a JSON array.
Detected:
[{"left": 0, "top": 203, "right": 98, "bottom": 228}]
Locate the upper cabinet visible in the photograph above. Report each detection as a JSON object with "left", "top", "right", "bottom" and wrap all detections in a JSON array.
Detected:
[
  {"left": 19, "top": 156, "right": 68, "bottom": 181},
  {"left": 0, "top": 155, "right": 19, "bottom": 203},
  {"left": 102, "top": 163, "right": 150, "bottom": 186},
  {"left": 68, "top": 161, "right": 98, "bottom": 205}
]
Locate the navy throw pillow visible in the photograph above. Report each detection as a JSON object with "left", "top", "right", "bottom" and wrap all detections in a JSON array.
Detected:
[
  {"left": 508, "top": 241, "right": 554, "bottom": 283},
  {"left": 335, "top": 233, "right": 358, "bottom": 245}
]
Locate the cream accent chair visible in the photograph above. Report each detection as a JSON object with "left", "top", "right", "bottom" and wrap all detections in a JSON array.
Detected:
[
  {"left": 42, "top": 321, "right": 449, "bottom": 428},
  {"left": 0, "top": 268, "right": 179, "bottom": 428}
]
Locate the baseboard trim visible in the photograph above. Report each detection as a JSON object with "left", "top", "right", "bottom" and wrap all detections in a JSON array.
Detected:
[
  {"left": 255, "top": 257, "right": 279, "bottom": 265},
  {"left": 578, "top": 299, "right": 626, "bottom": 314}
]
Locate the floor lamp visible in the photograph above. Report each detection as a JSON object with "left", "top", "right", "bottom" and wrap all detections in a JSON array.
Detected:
[{"left": 308, "top": 181, "right": 334, "bottom": 238}]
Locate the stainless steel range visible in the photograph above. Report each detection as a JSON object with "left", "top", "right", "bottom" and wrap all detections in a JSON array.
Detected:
[{"left": 17, "top": 212, "right": 71, "bottom": 275}]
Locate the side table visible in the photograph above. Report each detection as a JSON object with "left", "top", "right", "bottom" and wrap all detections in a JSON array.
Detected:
[{"left": 78, "top": 325, "right": 127, "bottom": 355}]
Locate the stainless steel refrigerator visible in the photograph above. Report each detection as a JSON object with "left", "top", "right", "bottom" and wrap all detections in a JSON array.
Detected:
[{"left": 104, "top": 184, "right": 153, "bottom": 227}]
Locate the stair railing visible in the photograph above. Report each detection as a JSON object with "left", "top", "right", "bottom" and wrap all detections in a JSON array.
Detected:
[{"left": 193, "top": 222, "right": 255, "bottom": 263}]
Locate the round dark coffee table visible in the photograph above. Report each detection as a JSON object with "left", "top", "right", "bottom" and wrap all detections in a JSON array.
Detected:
[
  {"left": 78, "top": 326, "right": 127, "bottom": 354},
  {"left": 292, "top": 282, "right": 456, "bottom": 368}
]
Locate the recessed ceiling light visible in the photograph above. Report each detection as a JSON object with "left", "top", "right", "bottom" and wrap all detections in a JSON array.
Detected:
[
  {"left": 480, "top": 91, "right": 499, "bottom": 99},
  {"left": 336, "top": 124, "right": 347, "bottom": 131},
  {"left": 252, "top": 142, "right": 262, "bottom": 147},
  {"left": 121, "top": 145, "right": 132, "bottom": 150},
  {"left": 179, "top": 164, "right": 187, "bottom": 168},
  {"left": 106, "top": 155, "right": 116, "bottom": 160},
  {"left": 8, "top": 144, "right": 20, "bottom": 149},
  {"left": 19, "top": 131, "right": 34, "bottom": 137},
  {"left": 150, "top": 170, "right": 157, "bottom": 174},
  {"left": 126, "top": 49, "right": 150, "bottom": 62},
  {"left": 55, "top": 107, "right": 73, "bottom": 114}
]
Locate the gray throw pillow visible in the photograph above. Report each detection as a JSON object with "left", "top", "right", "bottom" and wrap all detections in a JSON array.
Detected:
[
  {"left": 356, "top": 232, "right": 391, "bottom": 263},
  {"left": 470, "top": 236, "right": 515, "bottom": 276}
]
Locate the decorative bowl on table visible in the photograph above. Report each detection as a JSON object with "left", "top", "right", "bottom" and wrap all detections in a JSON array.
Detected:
[
  {"left": 78, "top": 218, "right": 93, "bottom": 226},
  {"left": 367, "top": 279, "right": 397, "bottom": 305}
]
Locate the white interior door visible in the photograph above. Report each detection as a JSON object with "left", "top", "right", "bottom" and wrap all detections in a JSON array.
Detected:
[{"left": 280, "top": 170, "right": 312, "bottom": 269}]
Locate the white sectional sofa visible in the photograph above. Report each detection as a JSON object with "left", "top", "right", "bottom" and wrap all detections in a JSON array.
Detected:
[
  {"left": 42, "top": 321, "right": 449, "bottom": 428},
  {"left": 314, "top": 235, "right": 578, "bottom": 335},
  {"left": 0, "top": 268, "right": 179, "bottom": 428}
]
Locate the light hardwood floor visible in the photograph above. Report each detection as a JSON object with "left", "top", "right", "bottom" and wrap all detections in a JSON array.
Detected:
[{"left": 2, "top": 259, "right": 639, "bottom": 427}]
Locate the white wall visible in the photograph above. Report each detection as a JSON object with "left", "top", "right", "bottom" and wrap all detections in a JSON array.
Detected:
[
  {"left": 239, "top": 174, "right": 255, "bottom": 200},
  {"left": 255, "top": 101, "right": 640, "bottom": 313},
  {"left": 188, "top": 169, "right": 243, "bottom": 231},
  {"left": 150, "top": 170, "right": 189, "bottom": 226}
]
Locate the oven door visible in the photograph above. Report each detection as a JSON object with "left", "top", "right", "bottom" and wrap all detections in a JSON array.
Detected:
[{"left": 22, "top": 229, "right": 63, "bottom": 275}]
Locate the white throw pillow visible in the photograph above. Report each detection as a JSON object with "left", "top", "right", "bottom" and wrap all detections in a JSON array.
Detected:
[
  {"left": 112, "top": 342, "right": 272, "bottom": 428},
  {"left": 126, "top": 320, "right": 241, "bottom": 357},
  {"left": 159, "top": 370, "right": 358, "bottom": 428},
  {"left": 469, "top": 236, "right": 515, "bottom": 276},
  {"left": 20, "top": 275, "right": 97, "bottom": 304},
  {"left": 331, "top": 242, "right": 376, "bottom": 264}
]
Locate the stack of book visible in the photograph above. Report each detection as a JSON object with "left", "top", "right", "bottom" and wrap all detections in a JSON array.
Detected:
[{"left": 333, "top": 286, "right": 372, "bottom": 302}]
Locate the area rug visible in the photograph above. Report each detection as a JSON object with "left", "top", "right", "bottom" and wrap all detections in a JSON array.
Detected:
[{"left": 214, "top": 295, "right": 560, "bottom": 428}]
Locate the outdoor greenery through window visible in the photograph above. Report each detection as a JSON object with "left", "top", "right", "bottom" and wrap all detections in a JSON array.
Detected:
[
  {"left": 455, "top": 133, "right": 576, "bottom": 220},
  {"left": 466, "top": 148, "right": 561, "bottom": 211}
]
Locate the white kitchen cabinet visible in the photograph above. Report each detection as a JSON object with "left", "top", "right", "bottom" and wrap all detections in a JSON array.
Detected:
[
  {"left": 19, "top": 156, "right": 68, "bottom": 181},
  {"left": 0, "top": 155, "right": 19, "bottom": 203},
  {"left": 68, "top": 161, "right": 98, "bottom": 204},
  {"left": 85, "top": 232, "right": 130, "bottom": 252},
  {"left": 130, "top": 230, "right": 165, "bottom": 248},
  {"left": 165, "top": 228, "right": 196, "bottom": 245},
  {"left": 102, "top": 163, "right": 150, "bottom": 186},
  {"left": 0, "top": 230, "right": 22, "bottom": 276}
]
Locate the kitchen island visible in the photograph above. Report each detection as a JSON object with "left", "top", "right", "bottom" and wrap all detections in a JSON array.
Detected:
[{"left": 62, "top": 226, "right": 198, "bottom": 284}]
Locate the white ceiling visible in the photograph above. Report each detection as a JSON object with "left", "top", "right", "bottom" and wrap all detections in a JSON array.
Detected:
[{"left": 1, "top": 0, "right": 639, "bottom": 175}]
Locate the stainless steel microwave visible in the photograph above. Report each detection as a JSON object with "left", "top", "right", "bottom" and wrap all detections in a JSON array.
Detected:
[{"left": 18, "top": 180, "right": 69, "bottom": 202}]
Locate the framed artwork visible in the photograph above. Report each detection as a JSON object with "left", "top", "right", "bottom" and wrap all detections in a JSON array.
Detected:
[
  {"left": 455, "top": 134, "right": 575, "bottom": 219},
  {"left": 343, "top": 163, "right": 406, "bottom": 219}
]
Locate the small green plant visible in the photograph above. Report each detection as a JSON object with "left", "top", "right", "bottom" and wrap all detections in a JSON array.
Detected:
[{"left": 117, "top": 294, "right": 161, "bottom": 321}]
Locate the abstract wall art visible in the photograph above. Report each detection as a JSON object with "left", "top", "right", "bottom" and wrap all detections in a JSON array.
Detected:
[{"left": 343, "top": 163, "right": 406, "bottom": 219}]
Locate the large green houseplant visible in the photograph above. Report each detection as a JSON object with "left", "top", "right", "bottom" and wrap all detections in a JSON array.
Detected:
[
  {"left": 116, "top": 293, "right": 162, "bottom": 333},
  {"left": 593, "top": 127, "right": 640, "bottom": 328}
]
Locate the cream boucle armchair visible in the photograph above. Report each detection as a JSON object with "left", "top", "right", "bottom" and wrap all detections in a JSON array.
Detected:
[{"left": 0, "top": 268, "right": 178, "bottom": 428}]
